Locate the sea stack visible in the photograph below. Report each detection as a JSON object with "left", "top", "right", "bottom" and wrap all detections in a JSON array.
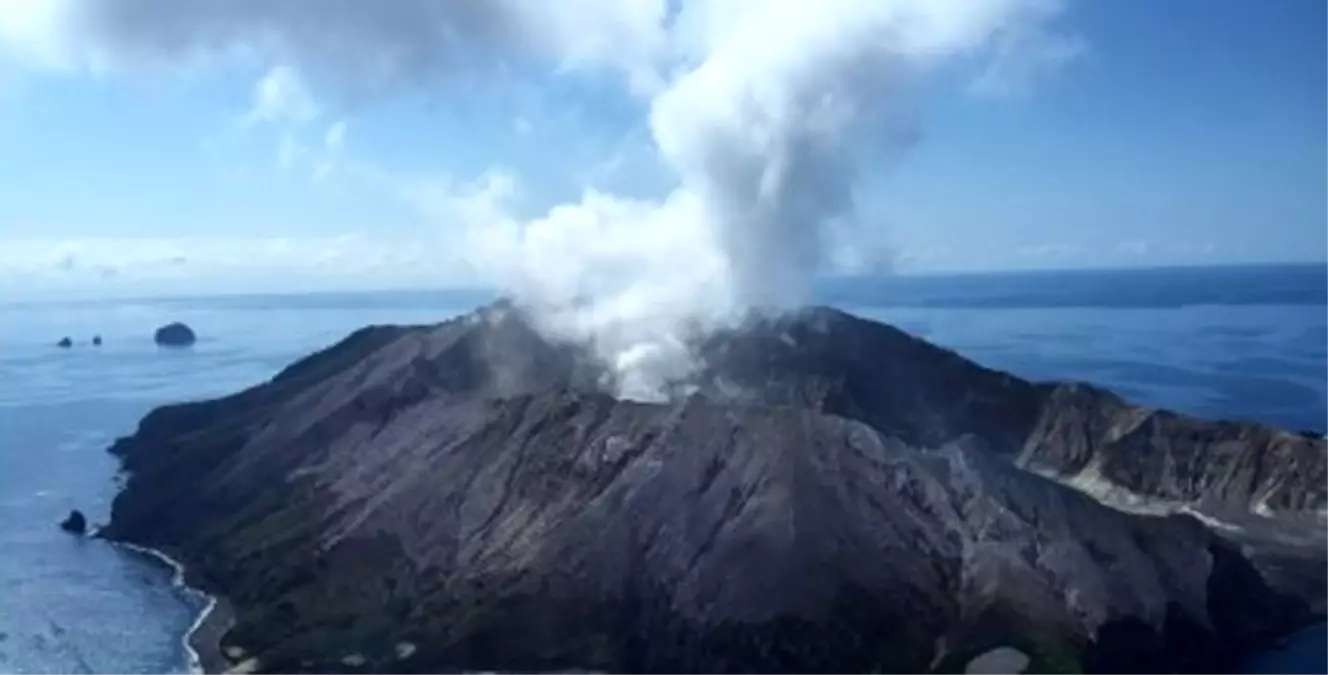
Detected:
[
  {"left": 59, "top": 510, "right": 87, "bottom": 535},
  {"left": 154, "top": 322, "right": 197, "bottom": 347},
  {"left": 56, "top": 337, "right": 73, "bottom": 348},
  {"left": 92, "top": 335, "right": 103, "bottom": 346}
]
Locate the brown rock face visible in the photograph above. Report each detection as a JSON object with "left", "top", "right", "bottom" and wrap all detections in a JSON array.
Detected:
[
  {"left": 101, "top": 304, "right": 1325, "bottom": 673},
  {"left": 1019, "top": 383, "right": 1327, "bottom": 514}
]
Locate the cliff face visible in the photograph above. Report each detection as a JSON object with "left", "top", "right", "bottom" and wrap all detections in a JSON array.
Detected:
[
  {"left": 100, "top": 304, "right": 1326, "bottom": 673},
  {"left": 1019, "top": 383, "right": 1327, "bottom": 515},
  {"left": 688, "top": 309, "right": 1326, "bottom": 519}
]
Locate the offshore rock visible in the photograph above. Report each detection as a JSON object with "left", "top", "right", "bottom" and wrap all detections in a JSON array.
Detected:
[
  {"left": 154, "top": 322, "right": 197, "bottom": 347},
  {"left": 60, "top": 509, "right": 87, "bottom": 535}
]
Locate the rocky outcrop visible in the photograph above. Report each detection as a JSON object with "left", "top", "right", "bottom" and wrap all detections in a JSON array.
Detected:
[
  {"left": 154, "top": 322, "right": 197, "bottom": 347},
  {"left": 1018, "top": 383, "right": 1327, "bottom": 515},
  {"left": 101, "top": 304, "right": 1326, "bottom": 673},
  {"left": 683, "top": 310, "right": 1326, "bottom": 521},
  {"left": 690, "top": 308, "right": 1046, "bottom": 454},
  {"left": 57, "top": 337, "right": 73, "bottom": 348},
  {"left": 59, "top": 509, "right": 87, "bottom": 535},
  {"left": 93, "top": 335, "right": 103, "bottom": 346}
]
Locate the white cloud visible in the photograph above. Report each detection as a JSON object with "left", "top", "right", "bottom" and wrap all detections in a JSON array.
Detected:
[
  {"left": 0, "top": 0, "right": 76, "bottom": 70},
  {"left": 3, "top": 0, "right": 671, "bottom": 96},
  {"left": 576, "top": 123, "right": 662, "bottom": 191},
  {"left": 397, "top": 167, "right": 508, "bottom": 214},
  {"left": 242, "top": 64, "right": 317, "bottom": 126},
  {"left": 1, "top": 0, "right": 1083, "bottom": 399},
  {"left": 310, "top": 119, "right": 348, "bottom": 180},
  {"left": 324, "top": 119, "right": 346, "bottom": 151}
]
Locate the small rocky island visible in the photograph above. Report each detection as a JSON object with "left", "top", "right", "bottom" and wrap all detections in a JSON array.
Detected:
[
  {"left": 59, "top": 509, "right": 87, "bottom": 535},
  {"left": 154, "top": 322, "right": 197, "bottom": 347},
  {"left": 100, "top": 303, "right": 1326, "bottom": 673}
]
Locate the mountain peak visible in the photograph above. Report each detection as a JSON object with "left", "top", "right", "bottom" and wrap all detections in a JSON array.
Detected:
[{"left": 100, "top": 303, "right": 1325, "bottom": 673}]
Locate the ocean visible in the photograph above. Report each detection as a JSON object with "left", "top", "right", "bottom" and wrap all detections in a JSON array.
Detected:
[{"left": 0, "top": 264, "right": 1323, "bottom": 674}]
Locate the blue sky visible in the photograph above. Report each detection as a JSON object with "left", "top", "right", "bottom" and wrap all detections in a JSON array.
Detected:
[{"left": 0, "top": 0, "right": 1323, "bottom": 299}]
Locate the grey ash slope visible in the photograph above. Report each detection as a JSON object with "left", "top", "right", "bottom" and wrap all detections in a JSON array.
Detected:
[
  {"left": 100, "top": 304, "right": 1326, "bottom": 673},
  {"left": 691, "top": 308, "right": 1325, "bottom": 516}
]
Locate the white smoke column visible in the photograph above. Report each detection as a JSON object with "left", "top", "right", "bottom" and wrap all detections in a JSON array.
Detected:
[
  {"left": 2, "top": 0, "right": 1074, "bottom": 400},
  {"left": 485, "top": 0, "right": 1072, "bottom": 399}
]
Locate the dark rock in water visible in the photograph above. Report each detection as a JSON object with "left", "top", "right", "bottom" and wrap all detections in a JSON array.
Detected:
[
  {"left": 154, "top": 322, "right": 196, "bottom": 347},
  {"left": 56, "top": 337, "right": 73, "bottom": 348},
  {"left": 59, "top": 510, "right": 87, "bottom": 535},
  {"left": 92, "top": 335, "right": 103, "bottom": 346},
  {"left": 100, "top": 304, "right": 1327, "bottom": 674}
]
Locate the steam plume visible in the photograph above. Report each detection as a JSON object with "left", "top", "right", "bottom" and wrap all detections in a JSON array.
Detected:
[{"left": 4, "top": 0, "right": 1076, "bottom": 400}]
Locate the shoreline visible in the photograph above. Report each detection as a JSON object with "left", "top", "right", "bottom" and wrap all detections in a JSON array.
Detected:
[{"left": 113, "top": 541, "right": 236, "bottom": 674}]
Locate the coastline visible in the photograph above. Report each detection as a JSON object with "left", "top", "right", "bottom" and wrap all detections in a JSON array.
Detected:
[{"left": 113, "top": 541, "right": 236, "bottom": 674}]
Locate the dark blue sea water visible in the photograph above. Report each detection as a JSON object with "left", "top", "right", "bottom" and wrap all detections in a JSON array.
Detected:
[{"left": 0, "top": 264, "right": 1323, "bottom": 673}]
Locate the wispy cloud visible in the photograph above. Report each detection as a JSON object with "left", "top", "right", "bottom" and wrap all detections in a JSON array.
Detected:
[
  {"left": 396, "top": 169, "right": 520, "bottom": 227},
  {"left": 241, "top": 64, "right": 318, "bottom": 127},
  {"left": 0, "top": 233, "right": 482, "bottom": 296},
  {"left": 311, "top": 119, "right": 347, "bottom": 180},
  {"left": 1017, "top": 242, "right": 1083, "bottom": 258},
  {"left": 968, "top": 3, "right": 1086, "bottom": 97},
  {"left": 1114, "top": 239, "right": 1150, "bottom": 256},
  {"left": 324, "top": 119, "right": 346, "bottom": 151}
]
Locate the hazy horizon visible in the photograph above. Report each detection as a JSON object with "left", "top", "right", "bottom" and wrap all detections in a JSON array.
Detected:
[
  {"left": 6, "top": 260, "right": 1324, "bottom": 306},
  {"left": 2, "top": 0, "right": 1324, "bottom": 302}
]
